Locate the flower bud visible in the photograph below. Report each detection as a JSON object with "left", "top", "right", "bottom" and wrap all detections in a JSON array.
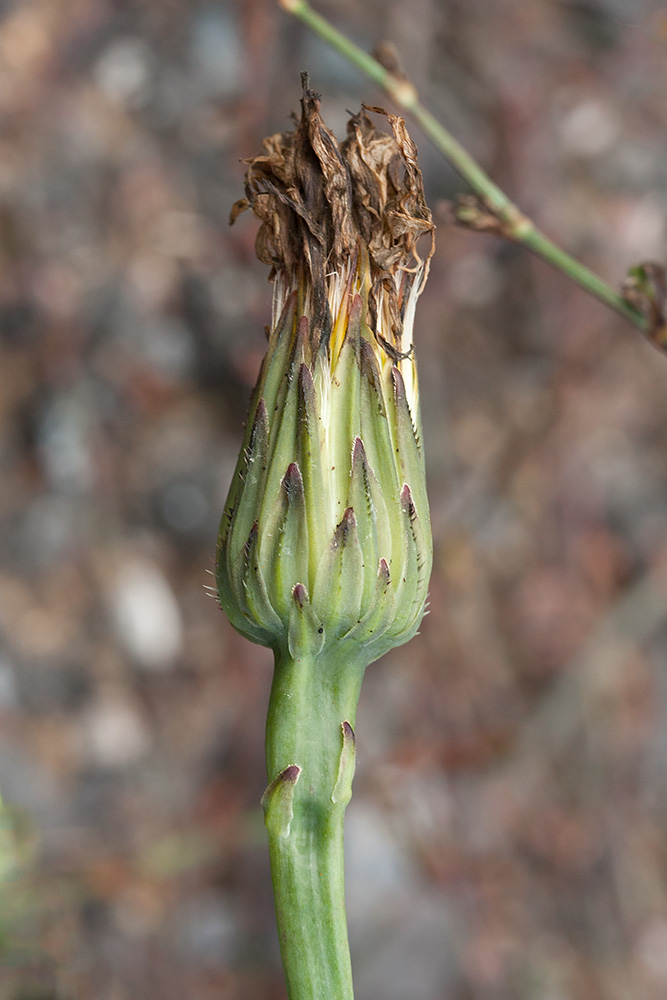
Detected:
[{"left": 217, "top": 77, "right": 434, "bottom": 663}]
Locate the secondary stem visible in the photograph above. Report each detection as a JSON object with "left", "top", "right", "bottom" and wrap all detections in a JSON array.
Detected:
[
  {"left": 264, "top": 646, "right": 367, "bottom": 1000},
  {"left": 278, "top": 0, "right": 647, "bottom": 332}
]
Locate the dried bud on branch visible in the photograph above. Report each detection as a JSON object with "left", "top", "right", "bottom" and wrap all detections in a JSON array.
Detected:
[{"left": 622, "top": 261, "right": 667, "bottom": 350}]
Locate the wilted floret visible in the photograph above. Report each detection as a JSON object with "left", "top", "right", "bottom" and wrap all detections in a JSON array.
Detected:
[{"left": 217, "top": 78, "right": 434, "bottom": 663}]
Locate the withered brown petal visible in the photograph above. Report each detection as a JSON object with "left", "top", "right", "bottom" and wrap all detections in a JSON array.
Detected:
[{"left": 231, "top": 75, "right": 435, "bottom": 360}]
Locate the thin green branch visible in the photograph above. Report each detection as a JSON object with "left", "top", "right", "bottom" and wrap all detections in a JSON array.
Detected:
[{"left": 279, "top": 0, "right": 648, "bottom": 332}]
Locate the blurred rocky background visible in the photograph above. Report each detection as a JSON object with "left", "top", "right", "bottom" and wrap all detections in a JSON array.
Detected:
[{"left": 1, "top": 0, "right": 667, "bottom": 998}]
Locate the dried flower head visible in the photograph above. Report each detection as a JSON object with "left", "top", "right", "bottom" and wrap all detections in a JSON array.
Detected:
[{"left": 217, "top": 75, "right": 434, "bottom": 662}]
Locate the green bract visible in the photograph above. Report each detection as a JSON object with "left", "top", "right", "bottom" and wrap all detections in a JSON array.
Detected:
[{"left": 216, "top": 83, "right": 434, "bottom": 664}]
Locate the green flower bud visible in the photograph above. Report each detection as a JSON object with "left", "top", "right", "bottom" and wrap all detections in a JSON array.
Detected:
[{"left": 217, "top": 79, "right": 434, "bottom": 663}]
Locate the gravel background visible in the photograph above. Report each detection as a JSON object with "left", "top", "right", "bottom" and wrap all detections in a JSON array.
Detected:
[{"left": 1, "top": 1, "right": 667, "bottom": 998}]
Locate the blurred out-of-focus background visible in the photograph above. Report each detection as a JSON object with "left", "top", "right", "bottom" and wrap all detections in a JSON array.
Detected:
[{"left": 1, "top": 1, "right": 667, "bottom": 998}]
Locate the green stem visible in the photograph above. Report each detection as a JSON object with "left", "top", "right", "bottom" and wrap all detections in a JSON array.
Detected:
[
  {"left": 264, "top": 645, "right": 367, "bottom": 1000},
  {"left": 279, "top": 0, "right": 647, "bottom": 332}
]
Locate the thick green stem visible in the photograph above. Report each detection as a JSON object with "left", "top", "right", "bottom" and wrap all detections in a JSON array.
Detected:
[
  {"left": 279, "top": 0, "right": 647, "bottom": 333},
  {"left": 264, "top": 646, "right": 367, "bottom": 1000}
]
